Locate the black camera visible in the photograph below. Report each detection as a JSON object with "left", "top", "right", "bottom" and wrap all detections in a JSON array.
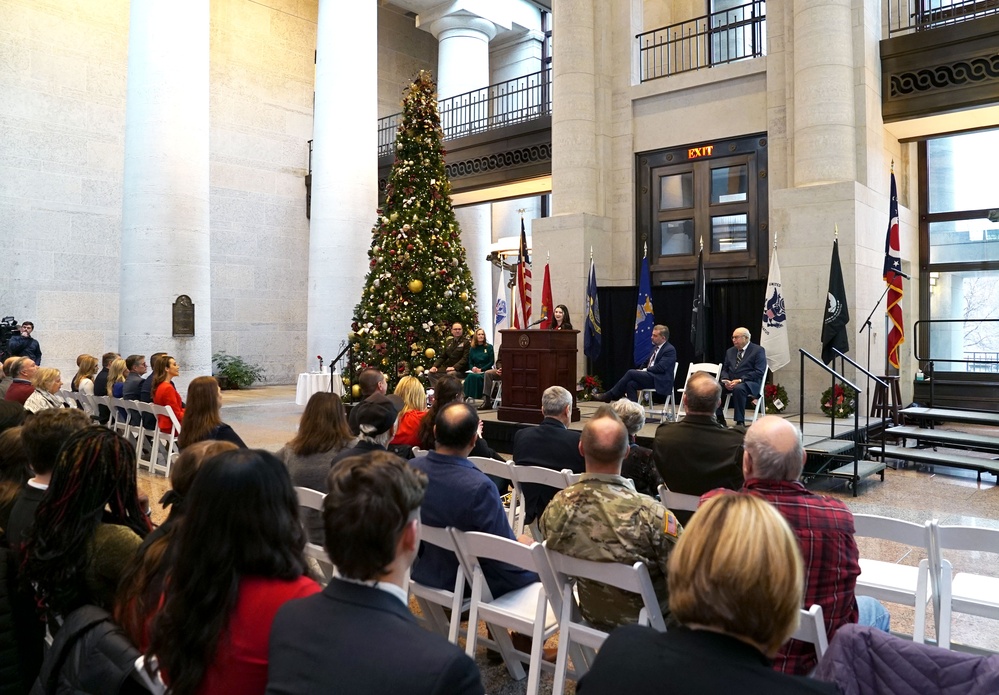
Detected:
[{"left": 0, "top": 317, "right": 19, "bottom": 360}]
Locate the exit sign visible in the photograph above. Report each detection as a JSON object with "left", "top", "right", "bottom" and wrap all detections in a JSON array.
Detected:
[{"left": 688, "top": 145, "right": 714, "bottom": 159}]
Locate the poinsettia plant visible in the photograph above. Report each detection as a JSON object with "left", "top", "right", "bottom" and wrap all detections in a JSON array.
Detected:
[{"left": 577, "top": 375, "right": 603, "bottom": 401}]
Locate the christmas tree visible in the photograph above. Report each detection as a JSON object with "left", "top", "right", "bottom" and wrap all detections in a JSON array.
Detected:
[{"left": 349, "top": 71, "right": 478, "bottom": 390}]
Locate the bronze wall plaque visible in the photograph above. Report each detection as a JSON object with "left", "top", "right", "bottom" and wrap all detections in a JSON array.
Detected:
[{"left": 172, "top": 295, "right": 195, "bottom": 337}]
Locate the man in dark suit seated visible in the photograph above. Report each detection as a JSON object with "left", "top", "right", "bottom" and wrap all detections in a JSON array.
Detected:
[
  {"left": 717, "top": 326, "right": 767, "bottom": 426},
  {"left": 593, "top": 324, "right": 675, "bottom": 403},
  {"left": 266, "top": 450, "right": 483, "bottom": 695},
  {"left": 652, "top": 372, "right": 744, "bottom": 525},
  {"left": 512, "top": 385, "right": 586, "bottom": 525}
]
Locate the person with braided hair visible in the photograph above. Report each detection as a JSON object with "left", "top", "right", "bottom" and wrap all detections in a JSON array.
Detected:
[{"left": 22, "top": 427, "right": 153, "bottom": 619}]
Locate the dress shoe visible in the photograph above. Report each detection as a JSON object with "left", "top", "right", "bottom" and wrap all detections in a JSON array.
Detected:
[
  {"left": 591, "top": 391, "right": 611, "bottom": 402},
  {"left": 478, "top": 397, "right": 493, "bottom": 410}
]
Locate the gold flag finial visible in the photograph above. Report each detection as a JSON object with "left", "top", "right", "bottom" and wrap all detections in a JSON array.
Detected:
[
  {"left": 890, "top": 159, "right": 894, "bottom": 175},
  {"left": 643, "top": 242, "right": 647, "bottom": 259},
  {"left": 834, "top": 224, "right": 839, "bottom": 239}
]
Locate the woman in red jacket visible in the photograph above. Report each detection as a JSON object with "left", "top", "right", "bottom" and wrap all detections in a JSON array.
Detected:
[{"left": 152, "top": 354, "right": 184, "bottom": 432}]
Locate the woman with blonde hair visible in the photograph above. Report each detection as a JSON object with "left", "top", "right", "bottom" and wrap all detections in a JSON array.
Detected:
[
  {"left": 71, "top": 354, "right": 98, "bottom": 394},
  {"left": 390, "top": 375, "right": 427, "bottom": 447},
  {"left": 578, "top": 494, "right": 837, "bottom": 694},
  {"left": 177, "top": 376, "right": 246, "bottom": 449},
  {"left": 24, "top": 368, "right": 65, "bottom": 413}
]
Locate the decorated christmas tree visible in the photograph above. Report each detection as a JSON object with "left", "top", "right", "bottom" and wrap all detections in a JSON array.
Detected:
[{"left": 349, "top": 71, "right": 478, "bottom": 390}]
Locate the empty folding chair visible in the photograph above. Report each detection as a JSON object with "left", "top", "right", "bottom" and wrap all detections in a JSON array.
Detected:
[
  {"left": 931, "top": 521, "right": 999, "bottom": 650},
  {"left": 295, "top": 487, "right": 333, "bottom": 584},
  {"left": 449, "top": 529, "right": 558, "bottom": 695},
  {"left": 675, "top": 362, "right": 722, "bottom": 417},
  {"left": 407, "top": 524, "right": 470, "bottom": 644}
]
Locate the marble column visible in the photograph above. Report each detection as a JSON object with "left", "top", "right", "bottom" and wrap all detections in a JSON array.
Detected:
[
  {"left": 792, "top": 0, "right": 857, "bottom": 185},
  {"left": 119, "top": 0, "right": 211, "bottom": 389},
  {"left": 308, "top": 0, "right": 378, "bottom": 369}
]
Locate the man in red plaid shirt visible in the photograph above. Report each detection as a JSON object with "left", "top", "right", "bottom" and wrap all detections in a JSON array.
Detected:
[{"left": 704, "top": 415, "right": 889, "bottom": 675}]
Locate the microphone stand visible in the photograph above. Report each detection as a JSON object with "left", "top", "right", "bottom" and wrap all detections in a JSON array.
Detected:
[
  {"left": 329, "top": 340, "right": 351, "bottom": 394},
  {"left": 859, "top": 284, "right": 891, "bottom": 418}
]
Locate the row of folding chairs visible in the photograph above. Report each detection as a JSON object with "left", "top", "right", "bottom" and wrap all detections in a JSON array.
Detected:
[
  {"left": 468, "top": 456, "right": 580, "bottom": 537},
  {"left": 57, "top": 391, "right": 181, "bottom": 477}
]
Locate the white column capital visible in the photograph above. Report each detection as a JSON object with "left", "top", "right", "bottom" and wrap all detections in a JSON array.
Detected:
[{"left": 421, "top": 13, "right": 500, "bottom": 42}]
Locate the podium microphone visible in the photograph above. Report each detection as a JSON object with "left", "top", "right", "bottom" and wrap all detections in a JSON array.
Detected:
[{"left": 526, "top": 317, "right": 546, "bottom": 328}]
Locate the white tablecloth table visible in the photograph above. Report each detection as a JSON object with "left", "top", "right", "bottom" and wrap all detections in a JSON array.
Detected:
[{"left": 296, "top": 371, "right": 343, "bottom": 405}]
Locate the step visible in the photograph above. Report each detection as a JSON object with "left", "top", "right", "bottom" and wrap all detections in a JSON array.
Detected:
[
  {"left": 899, "top": 407, "right": 999, "bottom": 429},
  {"left": 869, "top": 445, "right": 999, "bottom": 476},
  {"left": 828, "top": 459, "right": 887, "bottom": 480},
  {"left": 806, "top": 439, "right": 855, "bottom": 456},
  {"left": 885, "top": 426, "right": 999, "bottom": 453}
]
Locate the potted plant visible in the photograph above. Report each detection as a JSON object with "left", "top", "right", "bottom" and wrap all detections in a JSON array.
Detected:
[
  {"left": 577, "top": 375, "right": 603, "bottom": 401},
  {"left": 212, "top": 351, "right": 266, "bottom": 390}
]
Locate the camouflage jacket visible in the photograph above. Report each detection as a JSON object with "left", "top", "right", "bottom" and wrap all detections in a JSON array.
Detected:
[{"left": 539, "top": 473, "right": 682, "bottom": 631}]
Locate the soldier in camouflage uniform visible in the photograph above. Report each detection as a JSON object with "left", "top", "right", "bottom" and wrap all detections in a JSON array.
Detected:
[{"left": 539, "top": 409, "right": 682, "bottom": 631}]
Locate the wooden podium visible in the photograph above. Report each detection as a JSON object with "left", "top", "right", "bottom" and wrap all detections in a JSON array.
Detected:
[{"left": 497, "top": 329, "right": 580, "bottom": 424}]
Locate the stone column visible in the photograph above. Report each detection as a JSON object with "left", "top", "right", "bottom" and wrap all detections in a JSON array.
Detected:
[
  {"left": 119, "top": 0, "right": 211, "bottom": 389},
  {"left": 307, "top": 0, "right": 378, "bottom": 369},
  {"left": 792, "top": 0, "right": 857, "bottom": 185}
]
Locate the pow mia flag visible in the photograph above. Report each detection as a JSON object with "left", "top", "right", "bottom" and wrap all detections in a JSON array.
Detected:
[{"left": 821, "top": 239, "right": 850, "bottom": 365}]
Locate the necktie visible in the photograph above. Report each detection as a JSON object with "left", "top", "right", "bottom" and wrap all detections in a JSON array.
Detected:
[
  {"left": 736, "top": 349, "right": 744, "bottom": 367},
  {"left": 648, "top": 346, "right": 659, "bottom": 369}
]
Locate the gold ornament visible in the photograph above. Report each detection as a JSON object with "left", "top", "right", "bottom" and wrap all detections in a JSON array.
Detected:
[
  {"left": 424, "top": 348, "right": 436, "bottom": 359},
  {"left": 459, "top": 291, "right": 468, "bottom": 302},
  {"left": 351, "top": 384, "right": 361, "bottom": 398},
  {"left": 409, "top": 279, "right": 424, "bottom": 293},
  {"left": 415, "top": 365, "right": 425, "bottom": 375},
  {"left": 382, "top": 358, "right": 389, "bottom": 366}
]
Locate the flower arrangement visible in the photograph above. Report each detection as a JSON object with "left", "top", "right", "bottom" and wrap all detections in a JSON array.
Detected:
[
  {"left": 317, "top": 354, "right": 324, "bottom": 372},
  {"left": 764, "top": 383, "right": 788, "bottom": 414},
  {"left": 577, "top": 375, "right": 603, "bottom": 401},
  {"left": 821, "top": 383, "right": 857, "bottom": 419}
]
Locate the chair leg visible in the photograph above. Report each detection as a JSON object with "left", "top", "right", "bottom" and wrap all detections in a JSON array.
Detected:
[{"left": 552, "top": 588, "right": 574, "bottom": 695}]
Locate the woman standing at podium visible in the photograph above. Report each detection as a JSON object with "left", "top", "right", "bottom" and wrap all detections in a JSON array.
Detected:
[
  {"left": 551, "top": 304, "right": 573, "bottom": 330},
  {"left": 462, "top": 328, "right": 495, "bottom": 401}
]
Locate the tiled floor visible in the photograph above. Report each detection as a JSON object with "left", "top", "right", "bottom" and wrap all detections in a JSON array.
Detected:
[{"left": 135, "top": 385, "right": 999, "bottom": 694}]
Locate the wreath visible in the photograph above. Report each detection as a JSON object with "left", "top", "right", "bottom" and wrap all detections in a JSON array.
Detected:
[
  {"left": 577, "top": 375, "right": 603, "bottom": 402},
  {"left": 820, "top": 383, "right": 857, "bottom": 419},
  {"left": 764, "top": 383, "right": 788, "bottom": 414}
]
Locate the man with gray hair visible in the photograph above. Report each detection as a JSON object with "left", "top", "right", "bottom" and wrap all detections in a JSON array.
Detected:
[
  {"left": 3, "top": 357, "right": 38, "bottom": 406},
  {"left": 512, "top": 385, "right": 585, "bottom": 523},
  {"left": 718, "top": 326, "right": 766, "bottom": 426},
  {"left": 705, "top": 415, "right": 888, "bottom": 675}
]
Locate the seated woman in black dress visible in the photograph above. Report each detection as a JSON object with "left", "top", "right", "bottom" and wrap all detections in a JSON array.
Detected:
[{"left": 578, "top": 494, "right": 837, "bottom": 695}]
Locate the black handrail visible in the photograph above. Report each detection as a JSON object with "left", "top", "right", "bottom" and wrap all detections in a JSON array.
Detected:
[
  {"left": 913, "top": 318, "right": 999, "bottom": 407},
  {"left": 800, "top": 348, "right": 862, "bottom": 491},
  {"left": 833, "top": 347, "right": 888, "bottom": 458}
]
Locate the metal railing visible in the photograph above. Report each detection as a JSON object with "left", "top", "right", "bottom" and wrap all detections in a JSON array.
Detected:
[
  {"left": 377, "top": 69, "right": 553, "bottom": 158},
  {"left": 637, "top": 1, "right": 766, "bottom": 82},
  {"left": 887, "top": 0, "right": 999, "bottom": 37}
]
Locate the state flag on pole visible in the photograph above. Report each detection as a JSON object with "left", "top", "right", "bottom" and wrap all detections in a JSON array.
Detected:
[
  {"left": 494, "top": 269, "right": 509, "bottom": 348},
  {"left": 761, "top": 245, "right": 790, "bottom": 371},
  {"left": 884, "top": 171, "right": 905, "bottom": 369},
  {"left": 584, "top": 257, "right": 602, "bottom": 360},
  {"left": 634, "top": 255, "right": 655, "bottom": 365},
  {"left": 515, "top": 219, "right": 532, "bottom": 327},
  {"left": 539, "top": 263, "right": 554, "bottom": 329},
  {"left": 690, "top": 247, "right": 708, "bottom": 360},
  {"left": 821, "top": 238, "right": 850, "bottom": 365}
]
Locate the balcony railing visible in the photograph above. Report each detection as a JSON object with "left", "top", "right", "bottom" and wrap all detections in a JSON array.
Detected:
[
  {"left": 377, "top": 68, "right": 553, "bottom": 158},
  {"left": 637, "top": 1, "right": 766, "bottom": 82},
  {"left": 888, "top": 0, "right": 999, "bottom": 37}
]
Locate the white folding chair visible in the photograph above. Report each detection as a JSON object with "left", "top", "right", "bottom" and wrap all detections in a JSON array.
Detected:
[
  {"left": 637, "top": 362, "right": 680, "bottom": 422},
  {"left": 108, "top": 397, "right": 131, "bottom": 437},
  {"left": 791, "top": 604, "right": 829, "bottom": 662},
  {"left": 75, "top": 392, "right": 98, "bottom": 418},
  {"left": 148, "top": 403, "right": 181, "bottom": 477},
  {"left": 852, "top": 514, "right": 933, "bottom": 643},
  {"left": 449, "top": 529, "right": 559, "bottom": 695},
  {"left": 675, "top": 362, "right": 722, "bottom": 417},
  {"left": 132, "top": 402, "right": 158, "bottom": 472},
  {"left": 408, "top": 524, "right": 471, "bottom": 644},
  {"left": 509, "top": 463, "right": 576, "bottom": 537},
  {"left": 656, "top": 483, "right": 701, "bottom": 515},
  {"left": 91, "top": 396, "right": 112, "bottom": 429},
  {"left": 539, "top": 542, "right": 666, "bottom": 693},
  {"left": 469, "top": 456, "right": 519, "bottom": 530},
  {"left": 295, "top": 486, "right": 333, "bottom": 584},
  {"left": 722, "top": 364, "right": 769, "bottom": 424},
  {"left": 930, "top": 521, "right": 999, "bottom": 650}
]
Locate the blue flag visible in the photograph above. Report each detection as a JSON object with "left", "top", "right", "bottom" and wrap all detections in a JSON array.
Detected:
[
  {"left": 584, "top": 258, "right": 602, "bottom": 361},
  {"left": 634, "top": 256, "right": 655, "bottom": 365}
]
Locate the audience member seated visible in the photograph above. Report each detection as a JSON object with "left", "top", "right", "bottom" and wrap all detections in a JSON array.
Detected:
[
  {"left": 426, "top": 321, "right": 470, "bottom": 387},
  {"left": 24, "top": 367, "right": 66, "bottom": 413},
  {"left": 653, "top": 372, "right": 744, "bottom": 525},
  {"left": 0, "top": 426, "right": 28, "bottom": 540},
  {"left": 593, "top": 324, "right": 675, "bottom": 403},
  {"left": 347, "top": 367, "right": 387, "bottom": 436},
  {"left": 417, "top": 375, "right": 503, "bottom": 462},
  {"left": 139, "top": 352, "right": 166, "bottom": 404},
  {"left": 108, "top": 357, "right": 129, "bottom": 421},
  {"left": 390, "top": 375, "right": 427, "bottom": 448},
  {"left": 704, "top": 415, "right": 890, "bottom": 675},
  {"left": 551, "top": 304, "right": 573, "bottom": 330},
  {"left": 93, "top": 351, "right": 119, "bottom": 424},
  {"left": 332, "top": 393, "right": 402, "bottom": 466},
  {"left": 71, "top": 354, "right": 98, "bottom": 395},
  {"left": 152, "top": 354, "right": 184, "bottom": 432},
  {"left": 0, "top": 357, "right": 18, "bottom": 399},
  {"left": 717, "top": 326, "right": 767, "bottom": 427},
  {"left": 147, "top": 449, "right": 320, "bottom": 695},
  {"left": 462, "top": 328, "right": 494, "bottom": 401},
  {"left": 0, "top": 400, "right": 26, "bottom": 433},
  {"left": 266, "top": 450, "right": 484, "bottom": 695},
  {"left": 23, "top": 428, "right": 152, "bottom": 618},
  {"left": 577, "top": 494, "right": 838, "bottom": 695},
  {"left": 178, "top": 376, "right": 246, "bottom": 450},
  {"left": 122, "top": 354, "right": 147, "bottom": 401},
  {"left": 610, "top": 399, "right": 663, "bottom": 497},
  {"left": 115, "top": 440, "right": 238, "bottom": 650},
  {"left": 276, "top": 392, "right": 354, "bottom": 542},
  {"left": 540, "top": 409, "right": 681, "bottom": 631},
  {"left": 3, "top": 357, "right": 37, "bottom": 406},
  {"left": 410, "top": 402, "right": 538, "bottom": 600},
  {"left": 512, "top": 385, "right": 585, "bottom": 525}
]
